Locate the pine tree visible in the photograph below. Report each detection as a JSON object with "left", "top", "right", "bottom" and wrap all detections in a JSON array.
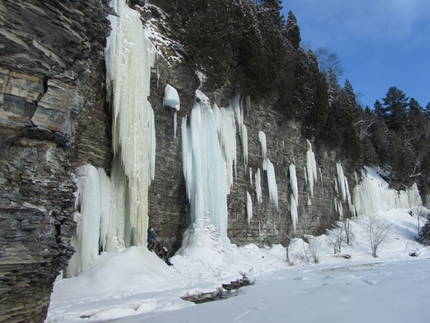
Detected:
[
  {"left": 374, "top": 100, "right": 386, "bottom": 119},
  {"left": 383, "top": 86, "right": 409, "bottom": 132},
  {"left": 286, "top": 10, "right": 301, "bottom": 49}
]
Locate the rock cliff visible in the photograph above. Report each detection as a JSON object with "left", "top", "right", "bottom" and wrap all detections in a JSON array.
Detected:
[
  {"left": 0, "top": 1, "right": 421, "bottom": 322},
  {"left": 0, "top": 1, "right": 112, "bottom": 322}
]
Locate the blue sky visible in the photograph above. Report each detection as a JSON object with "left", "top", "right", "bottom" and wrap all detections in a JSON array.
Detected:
[{"left": 281, "top": 0, "right": 430, "bottom": 108}]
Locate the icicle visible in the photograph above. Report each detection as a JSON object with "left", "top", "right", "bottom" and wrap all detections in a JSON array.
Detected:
[
  {"left": 249, "top": 167, "right": 253, "bottom": 186},
  {"left": 334, "top": 197, "right": 344, "bottom": 219},
  {"left": 304, "top": 166, "right": 308, "bottom": 186},
  {"left": 255, "top": 168, "right": 262, "bottom": 204},
  {"left": 291, "top": 195, "right": 298, "bottom": 232},
  {"left": 230, "top": 95, "right": 243, "bottom": 126},
  {"left": 289, "top": 164, "right": 298, "bottom": 206},
  {"left": 241, "top": 124, "right": 248, "bottom": 166},
  {"left": 215, "top": 105, "right": 237, "bottom": 193},
  {"left": 336, "top": 162, "right": 351, "bottom": 206},
  {"left": 173, "top": 111, "right": 177, "bottom": 139},
  {"left": 245, "top": 95, "right": 251, "bottom": 119},
  {"left": 306, "top": 140, "right": 318, "bottom": 197},
  {"left": 263, "top": 158, "right": 278, "bottom": 210},
  {"left": 229, "top": 95, "right": 248, "bottom": 167},
  {"left": 259, "top": 131, "right": 267, "bottom": 159},
  {"left": 247, "top": 191, "right": 253, "bottom": 225}
]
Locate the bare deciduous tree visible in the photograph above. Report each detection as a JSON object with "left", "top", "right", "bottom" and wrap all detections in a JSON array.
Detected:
[
  {"left": 362, "top": 214, "right": 391, "bottom": 258},
  {"left": 327, "top": 223, "right": 344, "bottom": 254},
  {"left": 414, "top": 206, "right": 428, "bottom": 237},
  {"left": 343, "top": 218, "right": 354, "bottom": 246},
  {"left": 307, "top": 237, "right": 320, "bottom": 263}
]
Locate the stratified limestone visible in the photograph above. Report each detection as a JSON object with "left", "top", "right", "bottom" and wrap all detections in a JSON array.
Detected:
[{"left": 0, "top": 1, "right": 112, "bottom": 322}]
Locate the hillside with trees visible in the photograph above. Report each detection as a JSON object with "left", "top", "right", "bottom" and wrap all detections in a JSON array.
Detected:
[{"left": 148, "top": 0, "right": 430, "bottom": 198}]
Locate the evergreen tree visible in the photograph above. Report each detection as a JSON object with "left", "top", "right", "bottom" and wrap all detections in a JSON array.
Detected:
[
  {"left": 425, "top": 102, "right": 430, "bottom": 118},
  {"left": 383, "top": 86, "right": 409, "bottom": 132},
  {"left": 374, "top": 100, "right": 386, "bottom": 119},
  {"left": 285, "top": 10, "right": 301, "bottom": 49}
]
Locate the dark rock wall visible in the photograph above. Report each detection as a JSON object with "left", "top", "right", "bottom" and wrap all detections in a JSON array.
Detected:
[
  {"left": 148, "top": 53, "right": 353, "bottom": 252},
  {"left": 0, "top": 1, "right": 112, "bottom": 322}
]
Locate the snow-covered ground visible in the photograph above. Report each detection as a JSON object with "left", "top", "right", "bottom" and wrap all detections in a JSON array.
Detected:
[{"left": 46, "top": 208, "right": 430, "bottom": 323}]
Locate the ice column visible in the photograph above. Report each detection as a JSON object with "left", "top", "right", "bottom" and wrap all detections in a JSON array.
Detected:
[
  {"left": 289, "top": 164, "right": 298, "bottom": 204},
  {"left": 255, "top": 168, "right": 262, "bottom": 204},
  {"left": 289, "top": 163, "right": 299, "bottom": 231},
  {"left": 259, "top": 131, "right": 267, "bottom": 159},
  {"left": 247, "top": 191, "right": 253, "bottom": 225},
  {"left": 335, "top": 162, "right": 353, "bottom": 217},
  {"left": 291, "top": 195, "right": 298, "bottom": 232},
  {"left": 181, "top": 90, "right": 229, "bottom": 239},
  {"left": 66, "top": 165, "right": 110, "bottom": 277},
  {"left": 105, "top": 0, "right": 156, "bottom": 247},
  {"left": 263, "top": 158, "right": 279, "bottom": 210},
  {"left": 230, "top": 95, "right": 248, "bottom": 166},
  {"left": 306, "top": 140, "right": 318, "bottom": 197}
]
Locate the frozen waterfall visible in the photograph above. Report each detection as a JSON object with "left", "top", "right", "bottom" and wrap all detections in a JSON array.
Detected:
[
  {"left": 306, "top": 140, "right": 317, "bottom": 198},
  {"left": 105, "top": 0, "right": 156, "bottom": 249},
  {"left": 67, "top": 0, "right": 157, "bottom": 276},
  {"left": 66, "top": 165, "right": 108, "bottom": 277},
  {"left": 181, "top": 91, "right": 230, "bottom": 240},
  {"left": 352, "top": 167, "right": 422, "bottom": 216}
]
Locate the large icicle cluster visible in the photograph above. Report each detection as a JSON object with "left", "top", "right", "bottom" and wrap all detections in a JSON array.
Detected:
[
  {"left": 68, "top": 0, "right": 157, "bottom": 277},
  {"left": 334, "top": 162, "right": 352, "bottom": 218},
  {"left": 181, "top": 91, "right": 229, "bottom": 239},
  {"left": 352, "top": 167, "right": 422, "bottom": 216},
  {"left": 213, "top": 104, "right": 237, "bottom": 193},
  {"left": 105, "top": 0, "right": 156, "bottom": 248},
  {"left": 67, "top": 165, "right": 109, "bottom": 277},
  {"left": 229, "top": 95, "right": 249, "bottom": 166}
]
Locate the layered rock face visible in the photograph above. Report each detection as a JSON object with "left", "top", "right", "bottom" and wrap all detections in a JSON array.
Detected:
[
  {"left": 149, "top": 67, "right": 353, "bottom": 250},
  {"left": 0, "top": 1, "right": 112, "bottom": 322}
]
